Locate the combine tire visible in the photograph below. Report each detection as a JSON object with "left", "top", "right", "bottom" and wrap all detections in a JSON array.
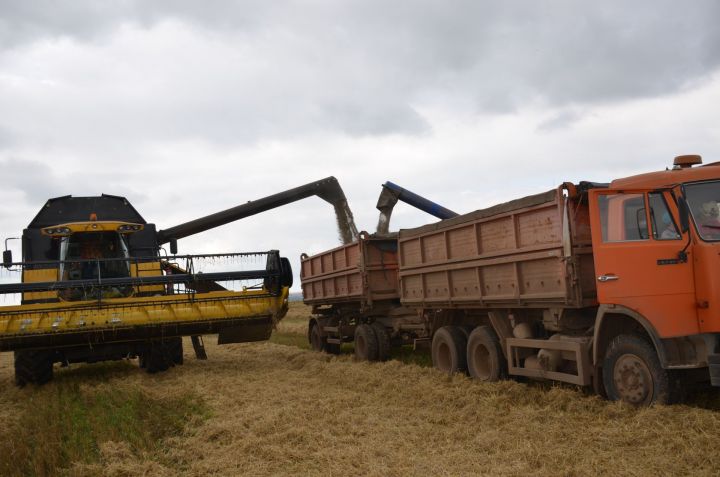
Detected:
[
  {"left": 603, "top": 334, "right": 677, "bottom": 405},
  {"left": 432, "top": 326, "right": 467, "bottom": 374},
  {"left": 143, "top": 341, "right": 172, "bottom": 374},
  {"left": 467, "top": 326, "right": 505, "bottom": 382},
  {"left": 14, "top": 350, "right": 54, "bottom": 386},
  {"left": 169, "top": 337, "right": 184, "bottom": 365},
  {"left": 354, "top": 324, "right": 379, "bottom": 361},
  {"left": 371, "top": 322, "right": 391, "bottom": 362}
]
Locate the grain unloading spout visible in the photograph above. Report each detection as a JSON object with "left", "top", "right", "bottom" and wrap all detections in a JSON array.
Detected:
[
  {"left": 376, "top": 181, "right": 459, "bottom": 234},
  {"left": 156, "top": 176, "right": 359, "bottom": 245}
]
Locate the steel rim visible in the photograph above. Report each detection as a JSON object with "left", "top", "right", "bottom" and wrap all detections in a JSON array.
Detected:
[
  {"left": 436, "top": 341, "right": 451, "bottom": 372},
  {"left": 356, "top": 334, "right": 367, "bottom": 358},
  {"left": 613, "top": 353, "right": 653, "bottom": 405},
  {"left": 310, "top": 326, "right": 322, "bottom": 351},
  {"left": 471, "top": 343, "right": 491, "bottom": 380}
]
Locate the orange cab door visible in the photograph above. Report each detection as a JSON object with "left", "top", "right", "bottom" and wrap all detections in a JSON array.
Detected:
[{"left": 589, "top": 189, "right": 698, "bottom": 338}]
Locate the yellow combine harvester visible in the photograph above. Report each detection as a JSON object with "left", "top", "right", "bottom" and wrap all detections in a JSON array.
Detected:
[{"left": 0, "top": 177, "right": 357, "bottom": 385}]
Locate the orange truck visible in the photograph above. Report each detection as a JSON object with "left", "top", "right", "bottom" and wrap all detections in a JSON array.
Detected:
[{"left": 302, "top": 155, "right": 720, "bottom": 405}]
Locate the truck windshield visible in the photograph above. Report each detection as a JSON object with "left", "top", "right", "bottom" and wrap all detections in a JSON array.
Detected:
[{"left": 685, "top": 181, "right": 720, "bottom": 241}]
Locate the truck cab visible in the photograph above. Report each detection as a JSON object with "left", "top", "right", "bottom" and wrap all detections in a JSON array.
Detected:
[{"left": 588, "top": 155, "right": 720, "bottom": 401}]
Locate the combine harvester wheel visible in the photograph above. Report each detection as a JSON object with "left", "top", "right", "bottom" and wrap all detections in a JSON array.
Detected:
[{"left": 14, "top": 350, "right": 54, "bottom": 386}]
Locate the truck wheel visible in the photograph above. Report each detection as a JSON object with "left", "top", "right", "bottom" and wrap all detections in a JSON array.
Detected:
[
  {"left": 14, "top": 350, "right": 54, "bottom": 386},
  {"left": 458, "top": 326, "right": 474, "bottom": 340},
  {"left": 467, "top": 326, "right": 505, "bottom": 382},
  {"left": 354, "top": 324, "right": 379, "bottom": 361},
  {"left": 371, "top": 322, "right": 391, "bottom": 362},
  {"left": 309, "top": 322, "right": 324, "bottom": 352},
  {"left": 603, "top": 334, "right": 676, "bottom": 405},
  {"left": 432, "top": 326, "right": 467, "bottom": 374}
]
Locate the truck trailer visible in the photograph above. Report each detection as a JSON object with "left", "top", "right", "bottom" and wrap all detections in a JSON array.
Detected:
[
  {"left": 302, "top": 156, "right": 720, "bottom": 405},
  {"left": 301, "top": 181, "right": 457, "bottom": 359}
]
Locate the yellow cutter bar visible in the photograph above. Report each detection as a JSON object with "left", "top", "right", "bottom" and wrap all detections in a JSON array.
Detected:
[{"left": 0, "top": 288, "right": 289, "bottom": 337}]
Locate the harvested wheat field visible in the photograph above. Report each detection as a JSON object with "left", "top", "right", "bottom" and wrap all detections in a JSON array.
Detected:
[{"left": 2, "top": 303, "right": 720, "bottom": 477}]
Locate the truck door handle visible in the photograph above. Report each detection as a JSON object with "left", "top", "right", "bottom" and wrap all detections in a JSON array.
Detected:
[{"left": 597, "top": 274, "right": 619, "bottom": 282}]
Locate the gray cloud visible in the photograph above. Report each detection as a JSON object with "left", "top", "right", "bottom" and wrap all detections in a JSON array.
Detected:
[
  {"left": 0, "top": 158, "right": 67, "bottom": 203},
  {"left": 537, "top": 109, "right": 587, "bottom": 132},
  {"left": 0, "top": 1, "right": 718, "bottom": 124},
  {"left": 1, "top": 1, "right": 719, "bottom": 290},
  {"left": 0, "top": 127, "right": 15, "bottom": 149},
  {"left": 0, "top": 158, "right": 151, "bottom": 206}
]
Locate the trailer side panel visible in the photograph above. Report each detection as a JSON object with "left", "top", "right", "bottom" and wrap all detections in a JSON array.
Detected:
[
  {"left": 301, "top": 236, "right": 399, "bottom": 307},
  {"left": 398, "top": 188, "right": 596, "bottom": 309}
]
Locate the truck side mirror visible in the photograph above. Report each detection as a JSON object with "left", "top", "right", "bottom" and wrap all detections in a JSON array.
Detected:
[
  {"left": 170, "top": 239, "right": 178, "bottom": 255},
  {"left": 3, "top": 250, "right": 12, "bottom": 269},
  {"left": 678, "top": 197, "right": 690, "bottom": 233}
]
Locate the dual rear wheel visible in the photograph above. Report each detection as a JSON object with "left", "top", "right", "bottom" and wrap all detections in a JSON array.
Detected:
[
  {"left": 354, "top": 323, "right": 391, "bottom": 362},
  {"left": 431, "top": 325, "right": 505, "bottom": 382},
  {"left": 432, "top": 326, "right": 677, "bottom": 405},
  {"left": 308, "top": 321, "right": 391, "bottom": 361}
]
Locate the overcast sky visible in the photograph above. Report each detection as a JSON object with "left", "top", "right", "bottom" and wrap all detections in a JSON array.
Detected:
[{"left": 1, "top": 1, "right": 719, "bottom": 288}]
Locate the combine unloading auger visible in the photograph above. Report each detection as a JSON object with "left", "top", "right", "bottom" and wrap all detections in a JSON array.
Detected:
[
  {"left": 375, "top": 180, "right": 458, "bottom": 234},
  {"left": 157, "top": 176, "right": 358, "bottom": 246}
]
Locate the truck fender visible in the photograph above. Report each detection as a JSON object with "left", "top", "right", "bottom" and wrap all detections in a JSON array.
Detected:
[{"left": 593, "top": 304, "right": 668, "bottom": 368}]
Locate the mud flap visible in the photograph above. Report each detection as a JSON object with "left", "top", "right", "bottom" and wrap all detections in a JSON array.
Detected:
[
  {"left": 708, "top": 354, "right": 720, "bottom": 386},
  {"left": 217, "top": 321, "right": 273, "bottom": 345}
]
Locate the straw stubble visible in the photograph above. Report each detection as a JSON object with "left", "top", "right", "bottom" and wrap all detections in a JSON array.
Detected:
[{"left": 1, "top": 306, "right": 720, "bottom": 476}]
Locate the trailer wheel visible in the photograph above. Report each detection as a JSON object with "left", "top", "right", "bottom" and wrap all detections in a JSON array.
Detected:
[
  {"left": 354, "top": 324, "right": 379, "bottom": 361},
  {"left": 14, "top": 350, "right": 54, "bottom": 386},
  {"left": 432, "top": 326, "right": 467, "bottom": 374},
  {"left": 371, "top": 322, "right": 391, "bottom": 362},
  {"left": 603, "top": 334, "right": 676, "bottom": 405},
  {"left": 309, "top": 321, "right": 324, "bottom": 352},
  {"left": 467, "top": 326, "right": 505, "bottom": 382},
  {"left": 458, "top": 326, "right": 474, "bottom": 340}
]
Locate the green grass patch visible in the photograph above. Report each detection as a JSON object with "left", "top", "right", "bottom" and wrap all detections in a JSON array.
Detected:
[
  {"left": 0, "top": 367, "right": 209, "bottom": 477},
  {"left": 270, "top": 331, "right": 311, "bottom": 350},
  {"left": 390, "top": 345, "right": 432, "bottom": 367}
]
